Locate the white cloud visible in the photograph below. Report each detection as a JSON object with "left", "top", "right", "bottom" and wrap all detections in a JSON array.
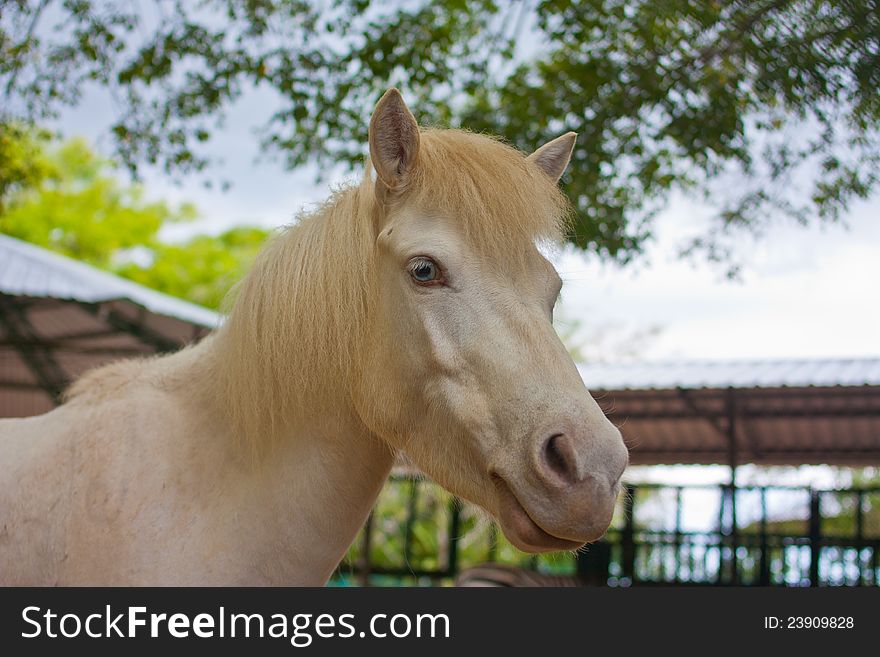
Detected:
[{"left": 554, "top": 193, "right": 880, "bottom": 361}]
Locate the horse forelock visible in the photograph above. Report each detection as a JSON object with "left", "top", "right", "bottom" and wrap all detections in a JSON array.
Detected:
[{"left": 410, "top": 129, "right": 571, "bottom": 256}]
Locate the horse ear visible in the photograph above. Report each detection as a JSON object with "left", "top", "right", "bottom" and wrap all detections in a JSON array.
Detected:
[
  {"left": 369, "top": 88, "right": 420, "bottom": 193},
  {"left": 527, "top": 132, "right": 577, "bottom": 183}
]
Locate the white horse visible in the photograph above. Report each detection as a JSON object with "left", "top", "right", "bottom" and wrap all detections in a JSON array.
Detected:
[{"left": 0, "top": 90, "right": 628, "bottom": 585}]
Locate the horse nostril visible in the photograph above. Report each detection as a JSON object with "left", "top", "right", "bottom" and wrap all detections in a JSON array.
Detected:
[{"left": 542, "top": 433, "right": 578, "bottom": 485}]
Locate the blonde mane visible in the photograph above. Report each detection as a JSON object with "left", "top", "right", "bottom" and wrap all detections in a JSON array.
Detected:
[
  {"left": 212, "top": 128, "right": 571, "bottom": 453},
  {"left": 0, "top": 119, "right": 627, "bottom": 586}
]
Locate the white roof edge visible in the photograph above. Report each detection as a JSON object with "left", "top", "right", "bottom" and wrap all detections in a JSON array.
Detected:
[
  {"left": 577, "top": 357, "right": 880, "bottom": 390},
  {"left": 0, "top": 233, "right": 221, "bottom": 328}
]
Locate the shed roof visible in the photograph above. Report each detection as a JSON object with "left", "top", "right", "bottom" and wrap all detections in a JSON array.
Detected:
[
  {"left": 0, "top": 234, "right": 218, "bottom": 418},
  {"left": 579, "top": 359, "right": 880, "bottom": 467},
  {"left": 578, "top": 358, "right": 880, "bottom": 390},
  {"left": 0, "top": 233, "right": 219, "bottom": 327}
]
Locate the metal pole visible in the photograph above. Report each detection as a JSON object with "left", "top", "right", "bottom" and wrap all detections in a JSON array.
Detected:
[
  {"left": 358, "top": 511, "right": 374, "bottom": 587},
  {"left": 674, "top": 487, "right": 683, "bottom": 583},
  {"left": 856, "top": 490, "right": 864, "bottom": 586},
  {"left": 809, "top": 490, "right": 821, "bottom": 587},
  {"left": 447, "top": 498, "right": 461, "bottom": 578},
  {"left": 727, "top": 388, "right": 739, "bottom": 585},
  {"left": 402, "top": 478, "right": 419, "bottom": 564},
  {"left": 759, "top": 487, "right": 770, "bottom": 585},
  {"left": 622, "top": 484, "right": 636, "bottom": 583}
]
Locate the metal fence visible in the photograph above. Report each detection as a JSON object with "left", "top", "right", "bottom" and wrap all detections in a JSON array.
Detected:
[{"left": 332, "top": 476, "right": 880, "bottom": 586}]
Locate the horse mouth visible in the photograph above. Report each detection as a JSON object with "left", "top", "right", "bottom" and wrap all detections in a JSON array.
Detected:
[{"left": 491, "top": 475, "right": 587, "bottom": 553}]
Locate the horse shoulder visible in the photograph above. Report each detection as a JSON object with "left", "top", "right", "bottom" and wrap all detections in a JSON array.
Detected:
[{"left": 0, "top": 354, "right": 208, "bottom": 583}]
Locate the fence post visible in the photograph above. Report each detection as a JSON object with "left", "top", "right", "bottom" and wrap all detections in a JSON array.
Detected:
[
  {"left": 447, "top": 498, "right": 461, "bottom": 578},
  {"left": 358, "top": 511, "right": 374, "bottom": 587},
  {"left": 402, "top": 479, "right": 419, "bottom": 564},
  {"left": 856, "top": 490, "right": 864, "bottom": 586},
  {"left": 730, "top": 484, "right": 739, "bottom": 585},
  {"left": 576, "top": 541, "right": 611, "bottom": 586},
  {"left": 622, "top": 484, "right": 636, "bottom": 583},
  {"left": 809, "top": 490, "right": 821, "bottom": 587},
  {"left": 759, "top": 487, "right": 770, "bottom": 586},
  {"left": 674, "top": 487, "right": 683, "bottom": 583}
]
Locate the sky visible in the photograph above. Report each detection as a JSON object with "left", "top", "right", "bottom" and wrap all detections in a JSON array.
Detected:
[
  {"left": 56, "top": 83, "right": 880, "bottom": 368},
  {"left": 556, "top": 193, "right": 880, "bottom": 362}
]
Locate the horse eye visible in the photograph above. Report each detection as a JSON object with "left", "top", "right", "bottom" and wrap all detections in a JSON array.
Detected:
[{"left": 408, "top": 257, "right": 442, "bottom": 285}]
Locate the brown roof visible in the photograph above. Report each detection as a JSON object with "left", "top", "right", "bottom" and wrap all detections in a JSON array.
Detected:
[
  {"left": 603, "top": 386, "right": 880, "bottom": 466},
  {"left": 1, "top": 235, "right": 216, "bottom": 418}
]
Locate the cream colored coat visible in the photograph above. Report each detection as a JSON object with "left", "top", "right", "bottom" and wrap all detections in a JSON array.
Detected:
[{"left": 0, "top": 90, "right": 627, "bottom": 585}]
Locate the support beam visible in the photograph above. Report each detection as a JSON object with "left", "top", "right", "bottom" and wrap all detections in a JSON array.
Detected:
[
  {"left": 604, "top": 407, "right": 880, "bottom": 420},
  {"left": 42, "top": 327, "right": 122, "bottom": 342},
  {"left": 77, "top": 301, "right": 181, "bottom": 353},
  {"left": 598, "top": 386, "right": 880, "bottom": 404},
  {"left": 0, "top": 296, "right": 68, "bottom": 403},
  {"left": 676, "top": 387, "right": 730, "bottom": 439},
  {"left": 0, "top": 340, "right": 150, "bottom": 356},
  {"left": 0, "top": 380, "right": 45, "bottom": 391}
]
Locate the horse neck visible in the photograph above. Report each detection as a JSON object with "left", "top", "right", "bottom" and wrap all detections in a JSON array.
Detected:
[
  {"left": 187, "top": 335, "right": 396, "bottom": 584},
  {"left": 190, "top": 190, "right": 393, "bottom": 581},
  {"left": 249, "top": 406, "right": 396, "bottom": 584}
]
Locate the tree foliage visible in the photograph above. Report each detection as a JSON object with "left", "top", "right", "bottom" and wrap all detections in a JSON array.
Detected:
[
  {"left": 2, "top": 0, "right": 878, "bottom": 270},
  {"left": 115, "top": 227, "right": 269, "bottom": 310},
  {"left": 0, "top": 123, "right": 53, "bottom": 216},
  {"left": 0, "top": 128, "right": 267, "bottom": 308}
]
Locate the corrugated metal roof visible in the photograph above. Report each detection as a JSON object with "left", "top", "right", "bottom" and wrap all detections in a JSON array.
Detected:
[
  {"left": 1, "top": 234, "right": 220, "bottom": 418},
  {"left": 0, "top": 233, "right": 220, "bottom": 328},
  {"left": 578, "top": 358, "right": 880, "bottom": 391},
  {"left": 577, "top": 359, "right": 880, "bottom": 466}
]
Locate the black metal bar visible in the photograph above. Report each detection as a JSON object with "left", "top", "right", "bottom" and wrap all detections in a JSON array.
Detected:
[
  {"left": 402, "top": 478, "right": 419, "bottom": 564},
  {"left": 716, "top": 486, "right": 727, "bottom": 585},
  {"left": 759, "top": 487, "right": 770, "bottom": 585},
  {"left": 727, "top": 388, "right": 739, "bottom": 585},
  {"left": 856, "top": 491, "right": 864, "bottom": 586},
  {"left": 576, "top": 541, "right": 611, "bottom": 586},
  {"left": 447, "top": 498, "right": 461, "bottom": 576},
  {"left": 873, "top": 537, "right": 878, "bottom": 587},
  {"left": 622, "top": 484, "right": 636, "bottom": 583},
  {"left": 809, "top": 490, "right": 822, "bottom": 587},
  {"left": 358, "top": 511, "right": 374, "bottom": 587},
  {"left": 674, "top": 487, "right": 682, "bottom": 583}
]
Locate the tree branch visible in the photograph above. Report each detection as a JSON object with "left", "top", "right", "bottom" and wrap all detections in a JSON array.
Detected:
[{"left": 2, "top": 0, "right": 52, "bottom": 105}]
